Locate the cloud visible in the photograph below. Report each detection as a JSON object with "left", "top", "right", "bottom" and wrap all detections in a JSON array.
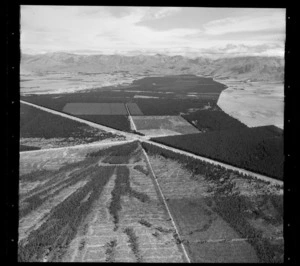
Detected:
[
  {"left": 200, "top": 43, "right": 284, "bottom": 57},
  {"left": 21, "top": 6, "right": 285, "bottom": 57},
  {"left": 143, "top": 7, "right": 182, "bottom": 20},
  {"left": 203, "top": 10, "right": 285, "bottom": 35}
]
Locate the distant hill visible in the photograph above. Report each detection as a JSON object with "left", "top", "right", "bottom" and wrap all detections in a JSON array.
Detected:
[
  {"left": 203, "top": 56, "right": 284, "bottom": 81},
  {"left": 21, "top": 52, "right": 284, "bottom": 82}
]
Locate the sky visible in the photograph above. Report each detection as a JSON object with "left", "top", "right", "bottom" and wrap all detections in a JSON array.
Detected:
[{"left": 21, "top": 6, "right": 286, "bottom": 57}]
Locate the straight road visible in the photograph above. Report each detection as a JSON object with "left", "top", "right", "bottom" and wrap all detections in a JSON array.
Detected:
[
  {"left": 20, "top": 100, "right": 142, "bottom": 140},
  {"left": 141, "top": 148, "right": 191, "bottom": 263},
  {"left": 141, "top": 140, "right": 283, "bottom": 186},
  {"left": 20, "top": 139, "right": 135, "bottom": 154},
  {"left": 20, "top": 100, "right": 283, "bottom": 185},
  {"left": 125, "top": 103, "right": 138, "bottom": 131}
]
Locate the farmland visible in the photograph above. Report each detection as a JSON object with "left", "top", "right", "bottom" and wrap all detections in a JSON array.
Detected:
[
  {"left": 132, "top": 116, "right": 199, "bottom": 137},
  {"left": 21, "top": 93, "right": 220, "bottom": 117},
  {"left": 63, "top": 103, "right": 128, "bottom": 115},
  {"left": 151, "top": 126, "right": 284, "bottom": 180},
  {"left": 20, "top": 75, "right": 228, "bottom": 132},
  {"left": 126, "top": 103, "right": 144, "bottom": 115},
  {"left": 20, "top": 103, "right": 125, "bottom": 151}
]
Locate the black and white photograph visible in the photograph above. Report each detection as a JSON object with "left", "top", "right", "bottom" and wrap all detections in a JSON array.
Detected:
[{"left": 13, "top": 5, "right": 288, "bottom": 262}]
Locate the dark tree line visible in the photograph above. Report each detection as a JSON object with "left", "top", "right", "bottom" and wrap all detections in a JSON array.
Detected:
[
  {"left": 151, "top": 126, "right": 283, "bottom": 180},
  {"left": 131, "top": 75, "right": 226, "bottom": 93},
  {"left": 20, "top": 103, "right": 117, "bottom": 139},
  {"left": 20, "top": 144, "right": 41, "bottom": 151}
]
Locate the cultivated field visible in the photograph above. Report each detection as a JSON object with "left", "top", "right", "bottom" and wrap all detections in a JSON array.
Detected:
[
  {"left": 63, "top": 103, "right": 128, "bottom": 115},
  {"left": 126, "top": 103, "right": 144, "bottom": 115},
  {"left": 132, "top": 116, "right": 199, "bottom": 137}
]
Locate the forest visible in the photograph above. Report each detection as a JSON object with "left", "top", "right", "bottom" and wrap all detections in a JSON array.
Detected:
[
  {"left": 20, "top": 103, "right": 117, "bottom": 140},
  {"left": 182, "top": 108, "right": 248, "bottom": 132},
  {"left": 151, "top": 126, "right": 283, "bottom": 180},
  {"left": 141, "top": 141, "right": 283, "bottom": 263},
  {"left": 131, "top": 75, "right": 226, "bottom": 93}
]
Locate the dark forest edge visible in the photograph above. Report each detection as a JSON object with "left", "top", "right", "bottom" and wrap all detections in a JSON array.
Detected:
[
  {"left": 141, "top": 142, "right": 283, "bottom": 263},
  {"left": 150, "top": 126, "right": 283, "bottom": 180}
]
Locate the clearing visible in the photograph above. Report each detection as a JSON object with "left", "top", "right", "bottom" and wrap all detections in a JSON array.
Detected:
[
  {"left": 132, "top": 116, "right": 199, "bottom": 137},
  {"left": 18, "top": 141, "right": 187, "bottom": 262}
]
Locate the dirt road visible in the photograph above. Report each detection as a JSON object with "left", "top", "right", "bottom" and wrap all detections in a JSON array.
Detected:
[{"left": 20, "top": 100, "right": 142, "bottom": 140}]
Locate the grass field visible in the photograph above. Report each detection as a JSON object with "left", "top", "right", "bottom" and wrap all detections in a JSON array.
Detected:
[
  {"left": 132, "top": 116, "right": 199, "bottom": 137},
  {"left": 63, "top": 103, "right": 128, "bottom": 115}
]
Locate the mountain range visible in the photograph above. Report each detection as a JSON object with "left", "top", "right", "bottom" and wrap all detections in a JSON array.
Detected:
[{"left": 21, "top": 52, "right": 284, "bottom": 82}]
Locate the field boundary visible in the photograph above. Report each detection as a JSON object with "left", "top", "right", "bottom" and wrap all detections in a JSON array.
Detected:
[
  {"left": 21, "top": 100, "right": 138, "bottom": 140},
  {"left": 125, "top": 103, "right": 137, "bottom": 131},
  {"left": 141, "top": 148, "right": 191, "bottom": 263}
]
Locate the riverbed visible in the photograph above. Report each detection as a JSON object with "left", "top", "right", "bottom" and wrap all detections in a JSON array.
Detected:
[{"left": 216, "top": 78, "right": 284, "bottom": 129}]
